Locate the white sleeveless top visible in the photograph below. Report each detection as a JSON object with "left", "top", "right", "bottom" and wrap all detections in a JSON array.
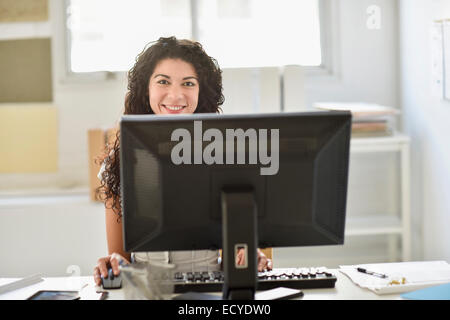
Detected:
[{"left": 98, "top": 162, "right": 221, "bottom": 272}]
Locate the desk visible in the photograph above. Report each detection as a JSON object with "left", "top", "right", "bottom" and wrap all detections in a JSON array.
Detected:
[{"left": 0, "top": 270, "right": 401, "bottom": 300}]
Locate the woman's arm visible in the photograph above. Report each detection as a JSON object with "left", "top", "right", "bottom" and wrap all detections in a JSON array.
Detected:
[
  {"left": 93, "top": 198, "right": 131, "bottom": 286},
  {"left": 105, "top": 198, "right": 131, "bottom": 262}
]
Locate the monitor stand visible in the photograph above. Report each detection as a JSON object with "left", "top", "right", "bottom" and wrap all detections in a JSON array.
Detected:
[
  {"left": 172, "top": 188, "right": 257, "bottom": 301},
  {"left": 172, "top": 187, "right": 303, "bottom": 300},
  {"left": 221, "top": 188, "right": 257, "bottom": 300}
]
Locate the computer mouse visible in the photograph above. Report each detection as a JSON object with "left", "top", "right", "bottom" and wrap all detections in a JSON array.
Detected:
[{"left": 101, "top": 268, "right": 122, "bottom": 289}]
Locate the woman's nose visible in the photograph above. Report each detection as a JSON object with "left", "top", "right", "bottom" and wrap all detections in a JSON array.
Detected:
[{"left": 167, "top": 86, "right": 184, "bottom": 100}]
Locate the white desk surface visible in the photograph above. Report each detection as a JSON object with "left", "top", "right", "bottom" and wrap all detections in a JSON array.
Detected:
[{"left": 0, "top": 269, "right": 402, "bottom": 300}]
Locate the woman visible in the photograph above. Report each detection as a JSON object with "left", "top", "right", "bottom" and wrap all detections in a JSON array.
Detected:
[{"left": 93, "top": 37, "right": 272, "bottom": 286}]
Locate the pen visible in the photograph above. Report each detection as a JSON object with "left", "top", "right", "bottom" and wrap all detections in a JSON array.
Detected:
[{"left": 357, "top": 267, "right": 388, "bottom": 278}]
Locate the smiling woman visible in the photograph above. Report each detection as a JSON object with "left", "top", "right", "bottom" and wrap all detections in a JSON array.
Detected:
[
  {"left": 97, "top": 37, "right": 224, "bottom": 219},
  {"left": 93, "top": 37, "right": 225, "bottom": 285}
]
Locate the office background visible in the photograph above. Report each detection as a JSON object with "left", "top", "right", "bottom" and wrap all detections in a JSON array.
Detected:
[{"left": 0, "top": 0, "right": 449, "bottom": 277}]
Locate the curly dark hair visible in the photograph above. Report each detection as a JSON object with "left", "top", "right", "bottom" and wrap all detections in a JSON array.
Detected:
[{"left": 96, "top": 36, "right": 224, "bottom": 218}]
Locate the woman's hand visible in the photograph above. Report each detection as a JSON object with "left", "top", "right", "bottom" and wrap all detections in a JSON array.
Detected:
[
  {"left": 236, "top": 248, "right": 273, "bottom": 272},
  {"left": 256, "top": 249, "right": 273, "bottom": 272},
  {"left": 93, "top": 252, "right": 130, "bottom": 286}
]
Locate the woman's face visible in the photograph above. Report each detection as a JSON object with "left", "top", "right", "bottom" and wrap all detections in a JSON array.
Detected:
[{"left": 148, "top": 58, "right": 199, "bottom": 115}]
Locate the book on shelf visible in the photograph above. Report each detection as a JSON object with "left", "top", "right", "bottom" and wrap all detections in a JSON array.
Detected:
[{"left": 313, "top": 102, "right": 400, "bottom": 137}]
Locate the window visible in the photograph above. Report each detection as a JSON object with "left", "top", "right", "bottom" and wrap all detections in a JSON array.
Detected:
[
  {"left": 66, "top": 0, "right": 192, "bottom": 72},
  {"left": 196, "top": 0, "right": 322, "bottom": 68},
  {"left": 66, "top": 0, "right": 322, "bottom": 73}
]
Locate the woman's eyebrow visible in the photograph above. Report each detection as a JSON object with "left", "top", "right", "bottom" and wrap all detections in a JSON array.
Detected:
[
  {"left": 153, "top": 73, "right": 170, "bottom": 79},
  {"left": 153, "top": 74, "right": 198, "bottom": 81},
  {"left": 183, "top": 76, "right": 198, "bottom": 81}
]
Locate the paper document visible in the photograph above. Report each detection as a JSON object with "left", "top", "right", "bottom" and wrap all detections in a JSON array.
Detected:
[{"left": 339, "top": 261, "right": 450, "bottom": 295}]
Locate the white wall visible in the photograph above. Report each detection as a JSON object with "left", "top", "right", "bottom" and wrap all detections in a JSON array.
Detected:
[
  {"left": 399, "top": 0, "right": 450, "bottom": 262},
  {"left": 0, "top": 0, "right": 409, "bottom": 276},
  {"left": 0, "top": 193, "right": 106, "bottom": 277}
]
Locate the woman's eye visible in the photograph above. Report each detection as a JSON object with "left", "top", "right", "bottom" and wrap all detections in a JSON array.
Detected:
[
  {"left": 183, "top": 81, "right": 196, "bottom": 87},
  {"left": 157, "top": 79, "right": 169, "bottom": 85}
]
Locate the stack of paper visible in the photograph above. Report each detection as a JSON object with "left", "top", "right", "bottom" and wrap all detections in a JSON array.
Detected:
[
  {"left": 339, "top": 261, "right": 450, "bottom": 295},
  {"left": 313, "top": 102, "right": 400, "bottom": 137}
]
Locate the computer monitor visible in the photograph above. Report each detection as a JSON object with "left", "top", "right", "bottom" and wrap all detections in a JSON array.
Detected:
[{"left": 120, "top": 111, "right": 352, "bottom": 299}]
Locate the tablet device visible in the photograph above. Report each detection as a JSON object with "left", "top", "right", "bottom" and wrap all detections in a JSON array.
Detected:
[{"left": 27, "top": 290, "right": 80, "bottom": 300}]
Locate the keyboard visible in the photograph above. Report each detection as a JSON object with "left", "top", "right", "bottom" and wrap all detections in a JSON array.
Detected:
[{"left": 173, "top": 267, "right": 336, "bottom": 293}]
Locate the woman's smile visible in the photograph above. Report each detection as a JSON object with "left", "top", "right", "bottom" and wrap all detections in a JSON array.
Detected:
[{"left": 161, "top": 104, "right": 186, "bottom": 113}]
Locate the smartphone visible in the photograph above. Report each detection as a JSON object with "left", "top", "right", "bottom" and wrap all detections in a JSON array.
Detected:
[{"left": 27, "top": 290, "right": 80, "bottom": 300}]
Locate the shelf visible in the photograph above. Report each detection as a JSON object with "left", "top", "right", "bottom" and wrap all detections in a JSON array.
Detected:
[
  {"left": 345, "top": 215, "right": 402, "bottom": 236},
  {"left": 350, "top": 133, "right": 410, "bottom": 153},
  {"left": 345, "top": 132, "right": 411, "bottom": 261}
]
